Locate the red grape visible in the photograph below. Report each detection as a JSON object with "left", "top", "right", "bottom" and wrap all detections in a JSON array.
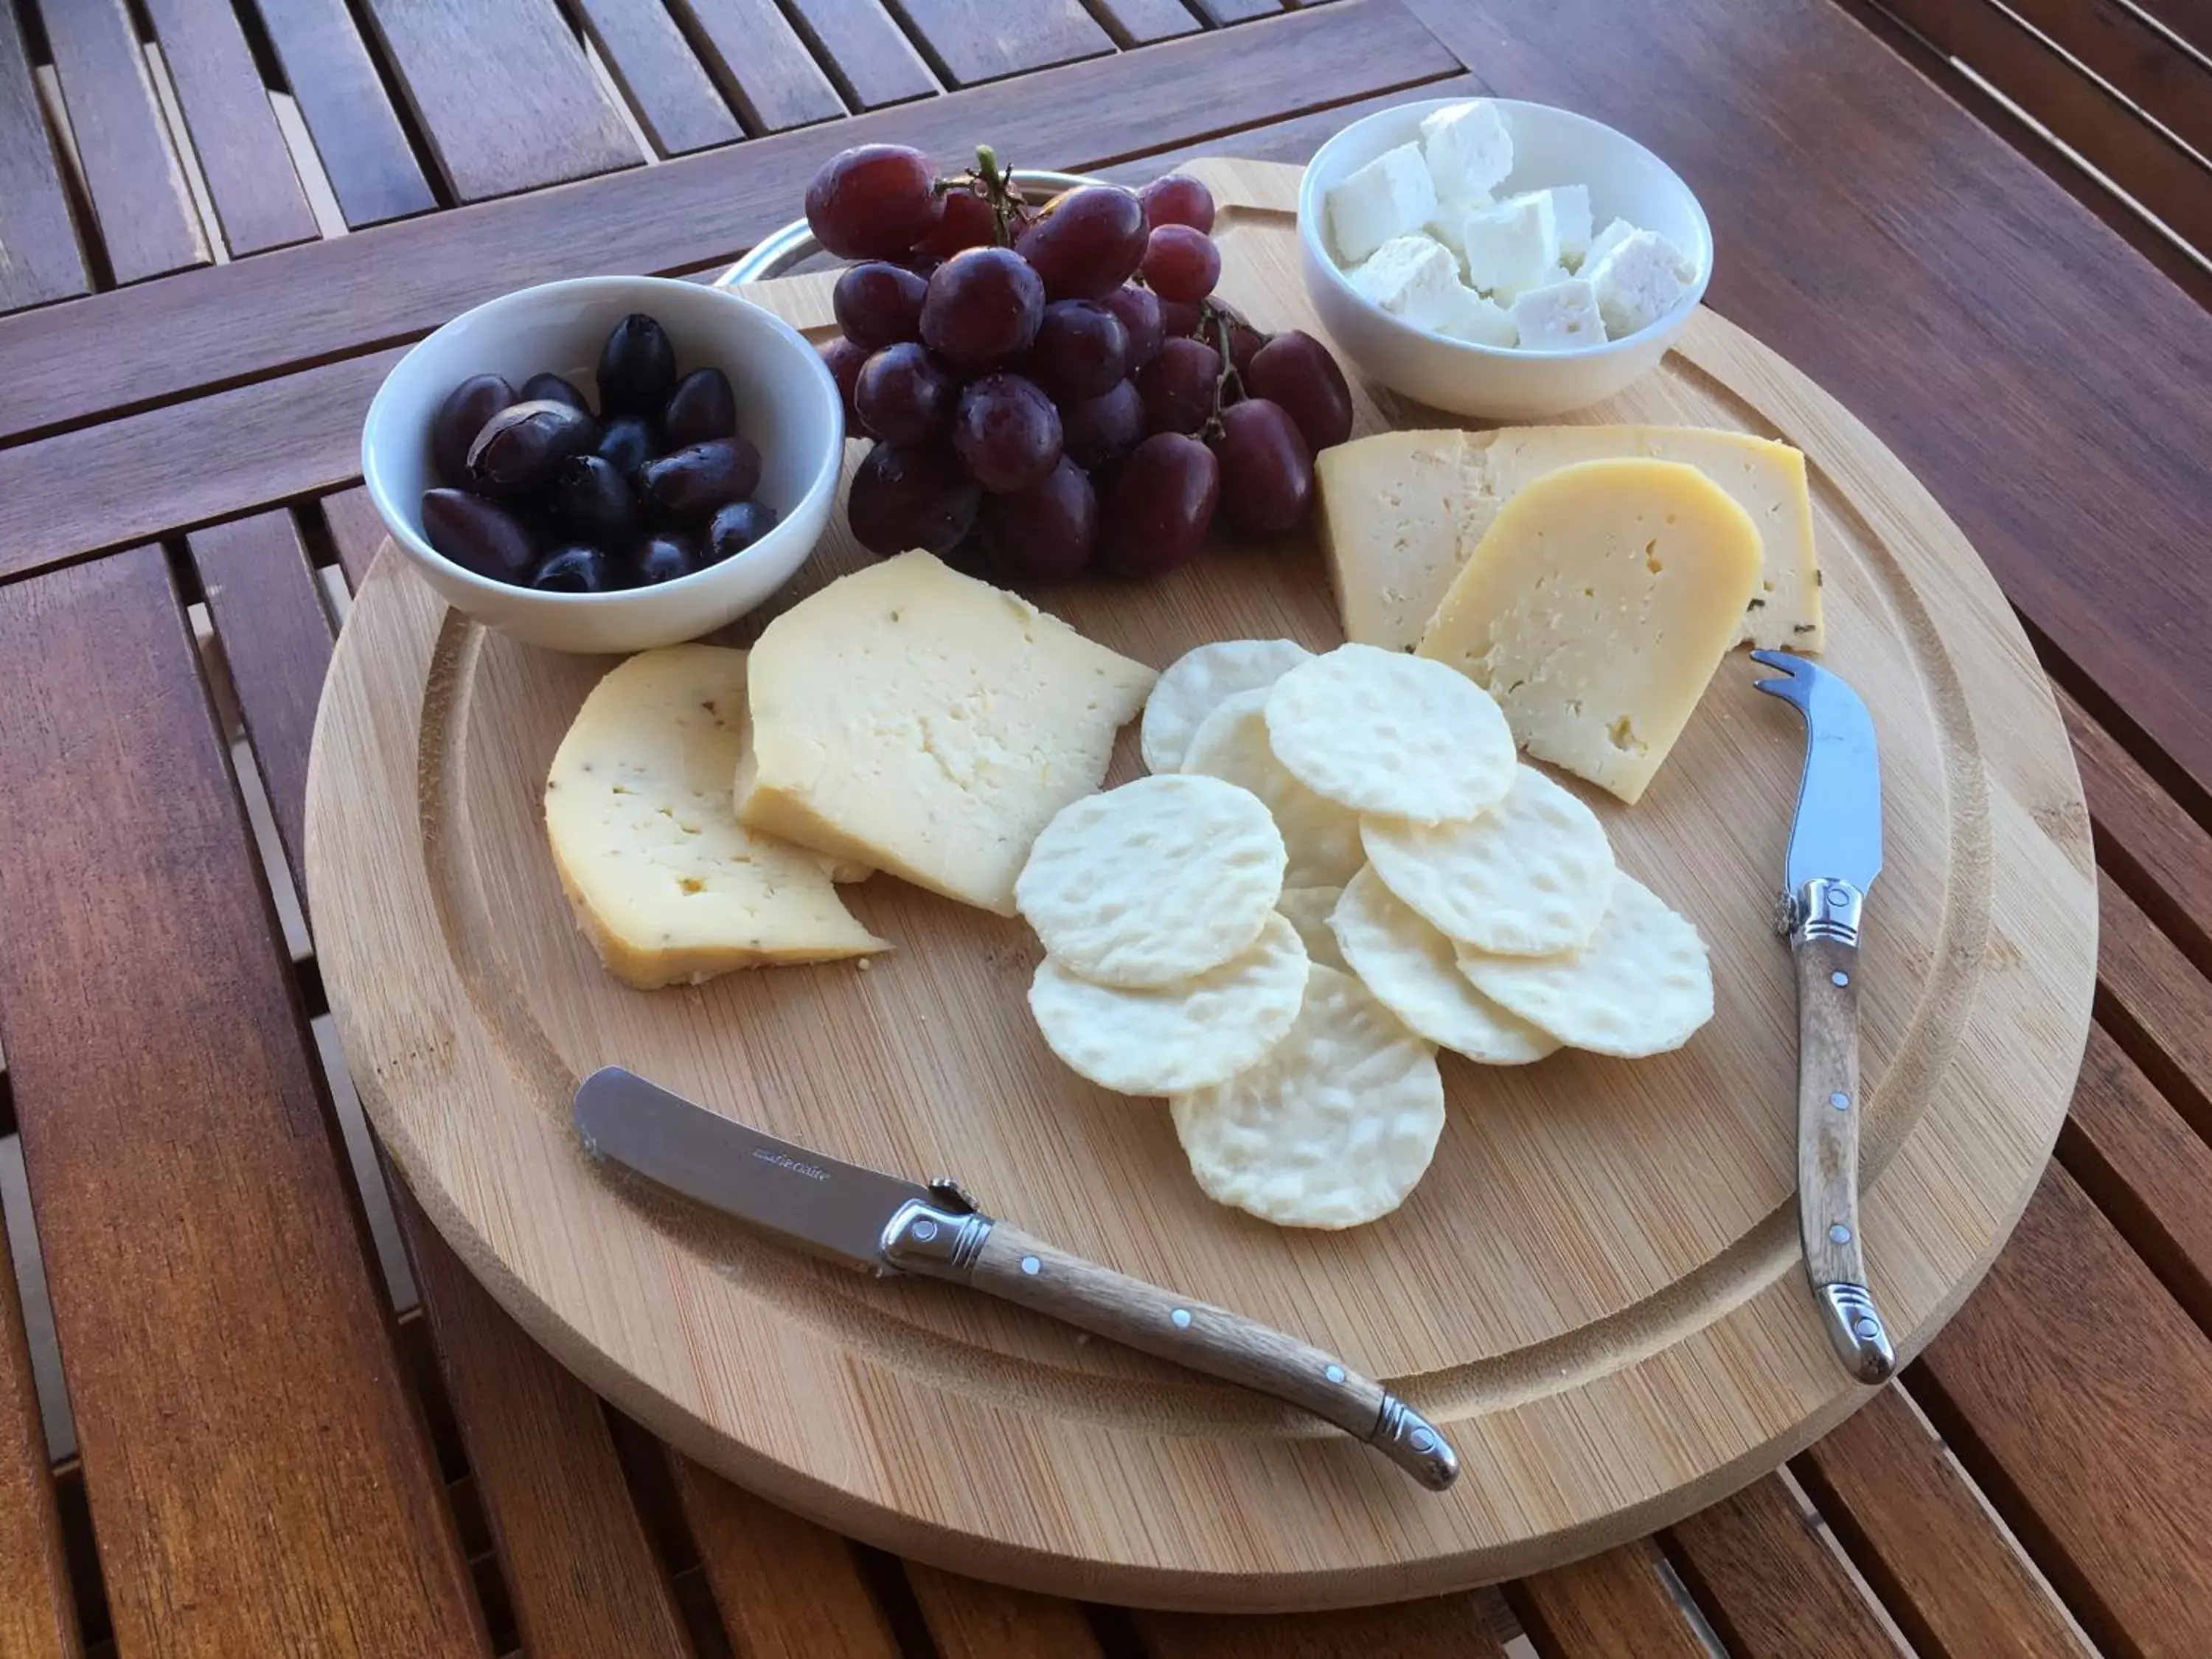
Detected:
[
  {"left": 807, "top": 145, "right": 945, "bottom": 260},
  {"left": 1099, "top": 433, "right": 1219, "bottom": 577},
  {"left": 920, "top": 246, "right": 1046, "bottom": 371},
  {"left": 1102, "top": 285, "right": 1163, "bottom": 369},
  {"left": 954, "top": 373, "right": 1062, "bottom": 494},
  {"left": 1224, "top": 316, "right": 1265, "bottom": 380},
  {"left": 847, "top": 441, "right": 980, "bottom": 557},
  {"left": 1139, "top": 173, "right": 1217, "bottom": 234},
  {"left": 1029, "top": 300, "right": 1129, "bottom": 403},
  {"left": 1135, "top": 336, "right": 1220, "bottom": 435},
  {"left": 1059, "top": 378, "right": 1145, "bottom": 470},
  {"left": 915, "top": 187, "right": 997, "bottom": 257},
  {"left": 1245, "top": 329, "right": 1354, "bottom": 452},
  {"left": 984, "top": 456, "right": 1097, "bottom": 582},
  {"left": 833, "top": 262, "right": 928, "bottom": 348},
  {"left": 1015, "top": 186, "right": 1147, "bottom": 299},
  {"left": 1157, "top": 296, "right": 1203, "bottom": 339},
  {"left": 819, "top": 336, "right": 868, "bottom": 427},
  {"left": 1211, "top": 398, "right": 1314, "bottom": 535},
  {"left": 855, "top": 341, "right": 958, "bottom": 445},
  {"left": 1141, "top": 225, "right": 1221, "bottom": 304}
]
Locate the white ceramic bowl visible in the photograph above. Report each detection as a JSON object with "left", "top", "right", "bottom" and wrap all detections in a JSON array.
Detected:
[
  {"left": 1299, "top": 99, "right": 1713, "bottom": 420},
  {"left": 362, "top": 275, "right": 843, "bottom": 653}
]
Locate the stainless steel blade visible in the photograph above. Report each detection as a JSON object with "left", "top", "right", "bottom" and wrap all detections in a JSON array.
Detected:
[
  {"left": 573, "top": 1068, "right": 930, "bottom": 1273},
  {"left": 1750, "top": 650, "right": 1884, "bottom": 894}
]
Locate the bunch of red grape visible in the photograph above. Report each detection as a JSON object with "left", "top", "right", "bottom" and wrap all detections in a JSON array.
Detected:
[{"left": 804, "top": 144, "right": 1354, "bottom": 583}]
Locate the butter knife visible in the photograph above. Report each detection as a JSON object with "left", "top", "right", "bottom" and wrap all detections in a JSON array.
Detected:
[
  {"left": 1752, "top": 651, "right": 1896, "bottom": 1384},
  {"left": 574, "top": 1067, "right": 1460, "bottom": 1489}
]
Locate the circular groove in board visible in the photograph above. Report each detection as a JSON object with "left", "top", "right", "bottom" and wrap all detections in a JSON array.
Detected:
[{"left": 307, "top": 159, "right": 2096, "bottom": 1610}]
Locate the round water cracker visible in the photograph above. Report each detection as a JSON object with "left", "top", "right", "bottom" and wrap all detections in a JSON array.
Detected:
[
  {"left": 1141, "top": 639, "right": 1313, "bottom": 774},
  {"left": 1274, "top": 886, "right": 1346, "bottom": 972},
  {"left": 1183, "top": 689, "right": 1362, "bottom": 888},
  {"left": 1029, "top": 913, "right": 1308, "bottom": 1096},
  {"left": 1169, "top": 965, "right": 1444, "bottom": 1229},
  {"left": 1330, "top": 866, "right": 1558, "bottom": 1064},
  {"left": 1360, "top": 765, "right": 1615, "bottom": 956},
  {"left": 1264, "top": 643, "right": 1516, "bottom": 822},
  {"left": 1017, "top": 775, "right": 1284, "bottom": 987},
  {"left": 1455, "top": 874, "right": 1713, "bottom": 1057}
]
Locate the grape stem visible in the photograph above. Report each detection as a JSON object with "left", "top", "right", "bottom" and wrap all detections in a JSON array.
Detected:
[
  {"left": 973, "top": 145, "right": 1022, "bottom": 247},
  {"left": 1203, "top": 307, "right": 1244, "bottom": 442}
]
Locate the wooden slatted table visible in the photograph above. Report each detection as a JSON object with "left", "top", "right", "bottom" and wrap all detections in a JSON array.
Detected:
[{"left": 0, "top": 2, "right": 2205, "bottom": 1652}]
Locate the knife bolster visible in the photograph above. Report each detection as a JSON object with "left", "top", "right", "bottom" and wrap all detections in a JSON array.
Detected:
[
  {"left": 1789, "top": 877, "right": 1863, "bottom": 948},
  {"left": 881, "top": 1200, "right": 995, "bottom": 1278}
]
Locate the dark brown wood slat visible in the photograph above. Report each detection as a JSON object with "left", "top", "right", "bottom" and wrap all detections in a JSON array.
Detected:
[
  {"left": 401, "top": 1192, "right": 695, "bottom": 1659},
  {"left": 904, "top": 1565, "right": 1105, "bottom": 1659},
  {"left": 665, "top": 1455, "right": 902, "bottom": 1658},
  {"left": 1504, "top": 1543, "right": 1711, "bottom": 1659},
  {"left": 249, "top": 0, "right": 439, "bottom": 226},
  {"left": 2096, "top": 870, "right": 2212, "bottom": 1131},
  {"left": 38, "top": 0, "right": 210, "bottom": 282},
  {"left": 1135, "top": 1596, "right": 1506, "bottom": 1657},
  {"left": 0, "top": 546, "right": 487, "bottom": 1659},
  {"left": 1192, "top": 0, "right": 1284, "bottom": 23},
  {"left": 1914, "top": 1162, "right": 2212, "bottom": 1658},
  {"left": 1100, "top": 71, "right": 1481, "bottom": 181},
  {"left": 358, "top": 0, "right": 639, "bottom": 201},
  {"left": 567, "top": 0, "right": 742, "bottom": 155},
  {"left": 2062, "top": 1025, "right": 2212, "bottom": 1332},
  {"left": 139, "top": 0, "right": 319, "bottom": 254},
  {"left": 0, "top": 0, "right": 1450, "bottom": 442},
  {"left": 664, "top": 0, "right": 848, "bottom": 131},
  {"left": 783, "top": 0, "right": 936, "bottom": 107},
  {"left": 1662, "top": 1476, "right": 1899, "bottom": 1658},
  {"left": 891, "top": 0, "right": 1114, "bottom": 84},
  {"left": 0, "top": 1217, "right": 79, "bottom": 1659},
  {"left": 0, "top": 0, "right": 90, "bottom": 311},
  {"left": 0, "top": 346, "right": 399, "bottom": 581},
  {"left": 1084, "top": 0, "right": 1203, "bottom": 46},
  {"left": 188, "top": 509, "right": 330, "bottom": 896},
  {"left": 1793, "top": 1387, "right": 2086, "bottom": 1658},
  {"left": 2132, "top": 0, "right": 2212, "bottom": 54},
  {"left": 322, "top": 484, "right": 389, "bottom": 591}
]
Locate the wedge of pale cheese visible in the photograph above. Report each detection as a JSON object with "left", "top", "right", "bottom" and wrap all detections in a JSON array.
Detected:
[
  {"left": 739, "top": 552, "right": 1157, "bottom": 916},
  {"left": 1316, "top": 424, "right": 1821, "bottom": 653},
  {"left": 546, "top": 646, "right": 886, "bottom": 990},
  {"left": 1418, "top": 458, "right": 1761, "bottom": 803}
]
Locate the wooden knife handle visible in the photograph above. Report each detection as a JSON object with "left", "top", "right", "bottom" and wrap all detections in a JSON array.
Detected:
[
  {"left": 884, "top": 1206, "right": 1457, "bottom": 1490},
  {"left": 1792, "top": 907, "right": 1896, "bottom": 1384}
]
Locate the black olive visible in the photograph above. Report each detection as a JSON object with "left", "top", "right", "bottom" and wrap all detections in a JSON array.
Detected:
[
  {"left": 704, "top": 498, "right": 778, "bottom": 563},
  {"left": 662, "top": 366, "right": 737, "bottom": 448},
  {"left": 521, "top": 371, "right": 591, "bottom": 414},
  {"left": 430, "top": 374, "right": 515, "bottom": 488},
  {"left": 530, "top": 545, "right": 613, "bottom": 592},
  {"left": 597, "top": 313, "right": 677, "bottom": 417},
  {"left": 548, "top": 454, "right": 639, "bottom": 547},
  {"left": 639, "top": 438, "right": 762, "bottom": 524},
  {"left": 630, "top": 533, "right": 700, "bottom": 586},
  {"left": 422, "top": 487, "right": 538, "bottom": 581},
  {"left": 467, "top": 400, "right": 600, "bottom": 499},
  {"left": 594, "top": 414, "right": 658, "bottom": 485}
]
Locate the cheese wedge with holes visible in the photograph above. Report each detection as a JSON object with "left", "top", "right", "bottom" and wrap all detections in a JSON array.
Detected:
[
  {"left": 1317, "top": 424, "right": 1821, "bottom": 653},
  {"left": 545, "top": 646, "right": 886, "bottom": 990},
  {"left": 738, "top": 552, "right": 1157, "bottom": 916},
  {"left": 1418, "top": 458, "right": 1761, "bottom": 803}
]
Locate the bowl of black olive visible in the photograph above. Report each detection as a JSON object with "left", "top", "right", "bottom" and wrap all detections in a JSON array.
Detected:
[{"left": 363, "top": 276, "right": 844, "bottom": 653}]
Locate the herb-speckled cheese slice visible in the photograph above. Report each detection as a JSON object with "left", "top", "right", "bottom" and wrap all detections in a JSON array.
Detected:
[
  {"left": 738, "top": 552, "right": 1157, "bottom": 916},
  {"left": 545, "top": 646, "right": 887, "bottom": 990},
  {"left": 1418, "top": 458, "right": 1761, "bottom": 804}
]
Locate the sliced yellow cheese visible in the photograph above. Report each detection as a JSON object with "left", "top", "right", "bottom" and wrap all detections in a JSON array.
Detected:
[
  {"left": 1318, "top": 423, "right": 1821, "bottom": 653},
  {"left": 1418, "top": 458, "right": 1761, "bottom": 804},
  {"left": 739, "top": 551, "right": 1158, "bottom": 916},
  {"left": 545, "top": 646, "right": 887, "bottom": 990}
]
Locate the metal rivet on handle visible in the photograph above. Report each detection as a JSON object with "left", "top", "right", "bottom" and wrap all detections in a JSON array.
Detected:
[
  {"left": 1020, "top": 1255, "right": 1040, "bottom": 1276},
  {"left": 1832, "top": 970, "right": 1851, "bottom": 987},
  {"left": 912, "top": 1219, "right": 938, "bottom": 1242},
  {"left": 1830, "top": 1091, "right": 1851, "bottom": 1110},
  {"left": 1856, "top": 1318, "right": 1881, "bottom": 1340},
  {"left": 1325, "top": 1364, "right": 1346, "bottom": 1383},
  {"left": 1410, "top": 1428, "right": 1437, "bottom": 1453},
  {"left": 1830, "top": 1223, "right": 1853, "bottom": 1245},
  {"left": 1171, "top": 1308, "right": 1192, "bottom": 1329}
]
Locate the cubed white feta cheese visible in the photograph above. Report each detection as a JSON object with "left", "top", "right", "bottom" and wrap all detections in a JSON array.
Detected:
[
  {"left": 1347, "top": 234, "right": 1462, "bottom": 326},
  {"left": 1582, "top": 217, "right": 1637, "bottom": 274},
  {"left": 1326, "top": 145, "right": 1439, "bottom": 267},
  {"left": 1510, "top": 277, "right": 1607, "bottom": 350},
  {"left": 1419, "top": 101, "right": 1514, "bottom": 204},
  {"left": 1425, "top": 188, "right": 1493, "bottom": 260},
  {"left": 1433, "top": 282, "right": 1516, "bottom": 347},
  {"left": 1585, "top": 228, "right": 1697, "bottom": 337},
  {"left": 1456, "top": 194, "right": 1561, "bottom": 301},
  {"left": 1503, "top": 185, "right": 1592, "bottom": 268}
]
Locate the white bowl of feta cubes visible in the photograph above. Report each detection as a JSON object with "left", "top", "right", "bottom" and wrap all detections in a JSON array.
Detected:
[{"left": 1301, "top": 97, "right": 1711, "bottom": 419}]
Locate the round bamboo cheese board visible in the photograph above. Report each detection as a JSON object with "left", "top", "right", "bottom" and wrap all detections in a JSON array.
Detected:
[{"left": 305, "top": 158, "right": 2096, "bottom": 1610}]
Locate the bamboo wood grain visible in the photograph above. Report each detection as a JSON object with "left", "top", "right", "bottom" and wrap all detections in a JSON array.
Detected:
[{"left": 305, "top": 161, "right": 2096, "bottom": 1607}]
